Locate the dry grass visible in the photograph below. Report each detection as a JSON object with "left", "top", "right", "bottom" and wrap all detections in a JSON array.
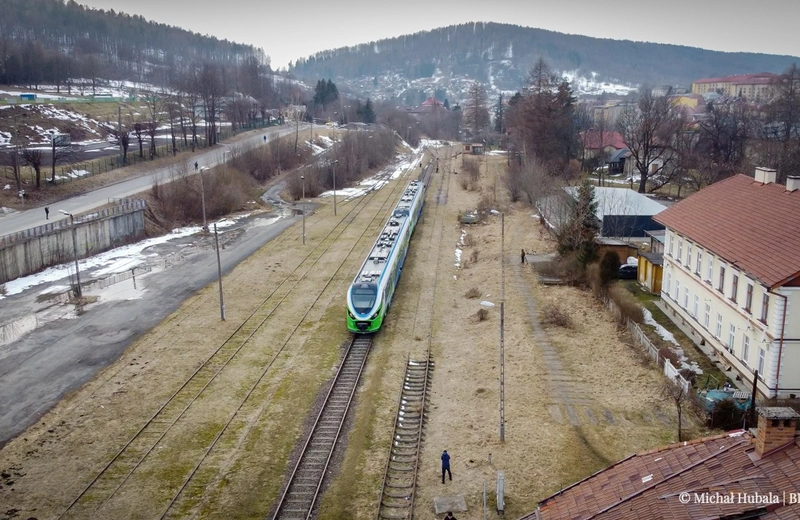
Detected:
[
  {"left": 608, "top": 284, "right": 645, "bottom": 324},
  {"left": 541, "top": 303, "right": 573, "bottom": 328},
  {"left": 474, "top": 308, "right": 490, "bottom": 321},
  {"left": 464, "top": 287, "right": 481, "bottom": 299}
]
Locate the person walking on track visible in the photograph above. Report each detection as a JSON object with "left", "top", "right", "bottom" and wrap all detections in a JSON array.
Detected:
[
  {"left": 441, "top": 450, "right": 452, "bottom": 483},
  {"left": 45, "top": 206, "right": 49, "bottom": 220},
  {"left": 521, "top": 248, "right": 526, "bottom": 264}
]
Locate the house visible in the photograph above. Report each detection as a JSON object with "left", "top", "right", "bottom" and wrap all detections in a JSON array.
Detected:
[
  {"left": 654, "top": 169, "right": 800, "bottom": 398},
  {"left": 420, "top": 97, "right": 443, "bottom": 111},
  {"left": 562, "top": 186, "right": 667, "bottom": 238},
  {"left": 523, "top": 406, "right": 800, "bottom": 520}
]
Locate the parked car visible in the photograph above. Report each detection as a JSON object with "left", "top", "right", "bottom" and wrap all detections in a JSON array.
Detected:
[{"left": 618, "top": 264, "right": 638, "bottom": 280}]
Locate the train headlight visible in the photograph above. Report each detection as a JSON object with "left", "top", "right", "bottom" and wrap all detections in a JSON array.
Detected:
[
  {"left": 348, "top": 310, "right": 355, "bottom": 319},
  {"left": 370, "top": 311, "right": 380, "bottom": 319}
]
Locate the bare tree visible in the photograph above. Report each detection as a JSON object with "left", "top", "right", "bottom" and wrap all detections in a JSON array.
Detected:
[
  {"left": 199, "top": 62, "right": 227, "bottom": 146},
  {"left": 144, "top": 94, "right": 166, "bottom": 159},
  {"left": 50, "top": 140, "right": 77, "bottom": 184},
  {"left": 662, "top": 379, "right": 690, "bottom": 442},
  {"left": 132, "top": 118, "right": 146, "bottom": 159},
  {"left": 759, "top": 63, "right": 800, "bottom": 182},
  {"left": 617, "top": 88, "right": 684, "bottom": 193},
  {"left": 463, "top": 81, "right": 490, "bottom": 139},
  {"left": 20, "top": 146, "right": 45, "bottom": 187},
  {"left": 1, "top": 147, "right": 23, "bottom": 192},
  {"left": 693, "top": 100, "right": 753, "bottom": 188}
]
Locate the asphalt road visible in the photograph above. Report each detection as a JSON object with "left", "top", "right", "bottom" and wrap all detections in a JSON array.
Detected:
[
  {"left": 0, "top": 212, "right": 298, "bottom": 445},
  {"left": 0, "top": 124, "right": 306, "bottom": 236}
]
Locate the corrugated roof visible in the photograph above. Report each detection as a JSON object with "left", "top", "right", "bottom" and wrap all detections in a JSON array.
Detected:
[
  {"left": 653, "top": 175, "right": 800, "bottom": 288},
  {"left": 564, "top": 187, "right": 667, "bottom": 219}
]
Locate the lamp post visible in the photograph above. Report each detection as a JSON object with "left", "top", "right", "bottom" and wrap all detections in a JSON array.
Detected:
[
  {"left": 59, "top": 210, "right": 82, "bottom": 298},
  {"left": 199, "top": 166, "right": 208, "bottom": 232},
  {"left": 332, "top": 159, "right": 338, "bottom": 216},
  {"left": 213, "top": 223, "right": 225, "bottom": 321},
  {"left": 301, "top": 174, "right": 306, "bottom": 245}
]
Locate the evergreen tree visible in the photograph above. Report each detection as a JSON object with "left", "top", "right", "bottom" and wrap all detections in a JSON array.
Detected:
[
  {"left": 558, "top": 180, "right": 599, "bottom": 267},
  {"left": 443, "top": 98, "right": 450, "bottom": 110},
  {"left": 363, "top": 98, "right": 376, "bottom": 123},
  {"left": 494, "top": 94, "right": 504, "bottom": 133},
  {"left": 599, "top": 251, "right": 621, "bottom": 286}
]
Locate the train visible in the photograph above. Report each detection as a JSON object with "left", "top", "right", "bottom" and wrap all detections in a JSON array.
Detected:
[{"left": 347, "top": 178, "right": 427, "bottom": 333}]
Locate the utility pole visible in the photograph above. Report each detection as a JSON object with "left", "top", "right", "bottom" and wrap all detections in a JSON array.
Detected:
[
  {"left": 214, "top": 223, "right": 225, "bottom": 321},
  {"left": 500, "top": 212, "right": 505, "bottom": 442},
  {"left": 199, "top": 167, "right": 208, "bottom": 232},
  {"left": 332, "top": 159, "right": 338, "bottom": 216},
  {"left": 301, "top": 175, "right": 306, "bottom": 245},
  {"left": 60, "top": 210, "right": 82, "bottom": 298},
  {"left": 118, "top": 105, "right": 123, "bottom": 165}
]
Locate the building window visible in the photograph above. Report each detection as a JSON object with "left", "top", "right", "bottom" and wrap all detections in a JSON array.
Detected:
[
  {"left": 704, "top": 303, "right": 711, "bottom": 329},
  {"left": 674, "top": 280, "right": 680, "bottom": 302},
  {"left": 706, "top": 256, "right": 714, "bottom": 282},
  {"left": 728, "top": 323, "right": 736, "bottom": 350},
  {"left": 760, "top": 293, "right": 769, "bottom": 324},
  {"left": 665, "top": 272, "right": 671, "bottom": 295},
  {"left": 758, "top": 347, "right": 766, "bottom": 375},
  {"left": 683, "top": 286, "right": 689, "bottom": 309},
  {"left": 686, "top": 243, "right": 692, "bottom": 268},
  {"left": 695, "top": 250, "right": 702, "bottom": 276},
  {"left": 718, "top": 265, "right": 726, "bottom": 293},
  {"left": 693, "top": 295, "right": 699, "bottom": 318},
  {"left": 715, "top": 313, "right": 723, "bottom": 339},
  {"left": 731, "top": 273, "right": 738, "bottom": 303},
  {"left": 677, "top": 238, "right": 683, "bottom": 263},
  {"left": 668, "top": 234, "right": 673, "bottom": 256},
  {"left": 742, "top": 334, "right": 750, "bottom": 366},
  {"left": 745, "top": 283, "right": 753, "bottom": 313}
]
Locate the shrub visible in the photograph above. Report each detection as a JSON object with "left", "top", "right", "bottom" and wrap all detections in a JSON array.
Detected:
[
  {"left": 535, "top": 252, "right": 582, "bottom": 284},
  {"left": 463, "top": 159, "right": 480, "bottom": 181},
  {"left": 585, "top": 262, "right": 603, "bottom": 297},
  {"left": 458, "top": 175, "right": 475, "bottom": 191},
  {"left": 477, "top": 192, "right": 494, "bottom": 213},
  {"left": 607, "top": 284, "right": 644, "bottom": 324},
  {"left": 461, "top": 233, "right": 474, "bottom": 247},
  {"left": 475, "top": 308, "right": 489, "bottom": 321},
  {"left": 541, "top": 304, "right": 573, "bottom": 328},
  {"left": 465, "top": 287, "right": 481, "bottom": 299},
  {"left": 0, "top": 284, "right": 6, "bottom": 296},
  {"left": 600, "top": 251, "right": 621, "bottom": 286},
  {"left": 470, "top": 248, "right": 479, "bottom": 264},
  {"left": 709, "top": 398, "right": 747, "bottom": 430}
]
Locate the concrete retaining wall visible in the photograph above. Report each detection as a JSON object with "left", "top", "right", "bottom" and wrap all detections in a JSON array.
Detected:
[{"left": 0, "top": 203, "right": 146, "bottom": 285}]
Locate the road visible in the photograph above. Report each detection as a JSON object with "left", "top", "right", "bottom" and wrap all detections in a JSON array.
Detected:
[{"left": 0, "top": 124, "right": 306, "bottom": 236}]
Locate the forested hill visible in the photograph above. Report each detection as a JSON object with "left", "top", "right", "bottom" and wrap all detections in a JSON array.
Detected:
[
  {"left": 0, "top": 0, "right": 268, "bottom": 87},
  {"left": 291, "top": 22, "right": 798, "bottom": 90}
]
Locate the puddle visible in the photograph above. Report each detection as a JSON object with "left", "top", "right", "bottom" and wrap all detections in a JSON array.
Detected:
[
  {"left": 84, "top": 276, "right": 146, "bottom": 303},
  {"left": 0, "top": 307, "right": 79, "bottom": 347}
]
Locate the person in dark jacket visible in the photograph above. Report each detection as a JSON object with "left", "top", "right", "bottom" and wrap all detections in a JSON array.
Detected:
[
  {"left": 441, "top": 450, "right": 452, "bottom": 483},
  {"left": 444, "top": 512, "right": 457, "bottom": 520}
]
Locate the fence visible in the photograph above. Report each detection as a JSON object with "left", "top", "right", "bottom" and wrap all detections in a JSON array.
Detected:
[
  {"left": 601, "top": 296, "right": 692, "bottom": 393},
  {"left": 0, "top": 199, "right": 146, "bottom": 248}
]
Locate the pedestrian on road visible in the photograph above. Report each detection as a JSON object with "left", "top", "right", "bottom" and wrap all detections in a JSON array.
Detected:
[
  {"left": 521, "top": 248, "right": 526, "bottom": 264},
  {"left": 45, "top": 206, "right": 49, "bottom": 220},
  {"left": 194, "top": 161, "right": 199, "bottom": 171},
  {"left": 441, "top": 450, "right": 452, "bottom": 483},
  {"left": 444, "top": 512, "right": 457, "bottom": 520}
]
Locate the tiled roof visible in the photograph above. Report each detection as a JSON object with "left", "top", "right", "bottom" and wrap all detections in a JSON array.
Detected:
[
  {"left": 581, "top": 131, "right": 627, "bottom": 150},
  {"left": 694, "top": 73, "right": 777, "bottom": 85},
  {"left": 526, "top": 432, "right": 800, "bottom": 520},
  {"left": 653, "top": 174, "right": 800, "bottom": 288}
]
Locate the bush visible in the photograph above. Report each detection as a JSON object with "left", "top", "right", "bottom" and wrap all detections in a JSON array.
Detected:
[
  {"left": 607, "top": 284, "right": 644, "bottom": 324},
  {"left": 463, "top": 158, "right": 480, "bottom": 182},
  {"left": 0, "top": 284, "right": 6, "bottom": 296},
  {"left": 465, "top": 287, "right": 481, "bottom": 299},
  {"left": 585, "top": 262, "right": 603, "bottom": 297},
  {"left": 470, "top": 248, "right": 479, "bottom": 264},
  {"left": 600, "top": 251, "right": 621, "bottom": 286},
  {"left": 458, "top": 175, "right": 475, "bottom": 191},
  {"left": 536, "top": 252, "right": 582, "bottom": 284},
  {"left": 461, "top": 233, "right": 474, "bottom": 247},
  {"left": 475, "top": 308, "right": 489, "bottom": 321},
  {"left": 709, "top": 399, "right": 747, "bottom": 430},
  {"left": 541, "top": 304, "right": 573, "bottom": 328}
]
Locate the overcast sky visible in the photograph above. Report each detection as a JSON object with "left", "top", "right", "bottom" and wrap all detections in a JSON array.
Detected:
[{"left": 80, "top": 0, "right": 799, "bottom": 69}]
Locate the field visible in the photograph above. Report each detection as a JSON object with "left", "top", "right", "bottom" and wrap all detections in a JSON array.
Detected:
[{"left": 0, "top": 147, "right": 705, "bottom": 519}]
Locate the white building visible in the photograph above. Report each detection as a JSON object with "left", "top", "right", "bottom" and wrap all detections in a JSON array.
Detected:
[{"left": 654, "top": 169, "right": 800, "bottom": 398}]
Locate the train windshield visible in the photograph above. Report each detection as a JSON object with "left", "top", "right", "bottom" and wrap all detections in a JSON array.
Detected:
[{"left": 351, "top": 283, "right": 377, "bottom": 313}]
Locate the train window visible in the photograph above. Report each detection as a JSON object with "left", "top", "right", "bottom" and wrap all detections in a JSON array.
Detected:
[{"left": 351, "top": 284, "right": 377, "bottom": 313}]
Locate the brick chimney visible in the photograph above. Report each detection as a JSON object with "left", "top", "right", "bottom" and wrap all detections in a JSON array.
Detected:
[
  {"left": 787, "top": 176, "right": 800, "bottom": 192},
  {"left": 754, "top": 167, "right": 777, "bottom": 184},
  {"left": 754, "top": 407, "right": 800, "bottom": 457}
]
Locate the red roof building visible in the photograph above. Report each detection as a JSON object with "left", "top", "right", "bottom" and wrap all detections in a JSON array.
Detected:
[
  {"left": 652, "top": 170, "right": 800, "bottom": 398},
  {"left": 691, "top": 73, "right": 777, "bottom": 101},
  {"left": 580, "top": 131, "right": 627, "bottom": 151},
  {"left": 525, "top": 407, "right": 800, "bottom": 520}
]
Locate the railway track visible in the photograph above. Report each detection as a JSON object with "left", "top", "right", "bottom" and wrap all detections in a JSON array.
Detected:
[
  {"left": 375, "top": 355, "right": 434, "bottom": 520},
  {"left": 272, "top": 335, "right": 374, "bottom": 520},
  {"left": 57, "top": 154, "right": 419, "bottom": 519}
]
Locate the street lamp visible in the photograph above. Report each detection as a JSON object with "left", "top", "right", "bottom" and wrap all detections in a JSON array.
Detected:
[
  {"left": 59, "top": 210, "right": 82, "bottom": 298},
  {"left": 199, "top": 167, "right": 208, "bottom": 232},
  {"left": 301, "top": 174, "right": 306, "bottom": 245},
  {"left": 332, "top": 159, "right": 338, "bottom": 216}
]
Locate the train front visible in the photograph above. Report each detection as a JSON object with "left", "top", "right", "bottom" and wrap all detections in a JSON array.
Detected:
[{"left": 347, "top": 282, "right": 382, "bottom": 333}]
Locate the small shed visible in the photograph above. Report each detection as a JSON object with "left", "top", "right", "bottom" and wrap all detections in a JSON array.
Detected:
[
  {"left": 19, "top": 93, "right": 36, "bottom": 101},
  {"left": 638, "top": 252, "right": 663, "bottom": 294},
  {"left": 595, "top": 237, "right": 637, "bottom": 264},
  {"left": 470, "top": 143, "right": 485, "bottom": 155}
]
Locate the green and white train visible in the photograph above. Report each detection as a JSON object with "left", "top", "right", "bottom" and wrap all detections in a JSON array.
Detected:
[{"left": 347, "top": 179, "right": 426, "bottom": 333}]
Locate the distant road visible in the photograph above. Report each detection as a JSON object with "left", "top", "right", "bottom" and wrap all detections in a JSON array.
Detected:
[{"left": 0, "top": 124, "right": 306, "bottom": 236}]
